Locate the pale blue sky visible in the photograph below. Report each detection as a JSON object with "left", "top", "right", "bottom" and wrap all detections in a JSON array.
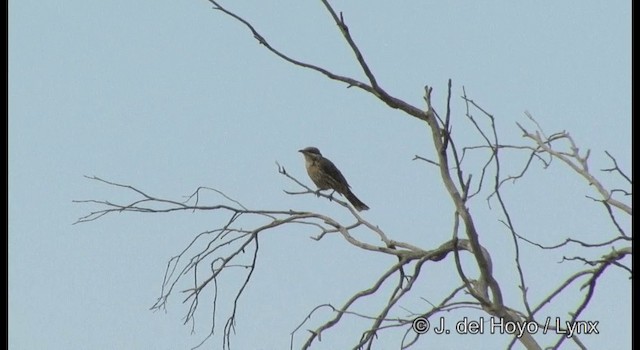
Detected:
[{"left": 9, "top": 1, "right": 631, "bottom": 349}]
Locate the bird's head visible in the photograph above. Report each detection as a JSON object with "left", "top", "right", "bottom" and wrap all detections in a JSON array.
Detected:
[{"left": 298, "top": 146, "right": 323, "bottom": 159}]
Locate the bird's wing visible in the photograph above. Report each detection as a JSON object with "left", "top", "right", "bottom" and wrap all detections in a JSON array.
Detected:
[{"left": 321, "top": 158, "right": 351, "bottom": 190}]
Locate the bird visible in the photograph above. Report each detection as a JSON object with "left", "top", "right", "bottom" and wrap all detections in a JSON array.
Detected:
[{"left": 298, "top": 146, "right": 369, "bottom": 211}]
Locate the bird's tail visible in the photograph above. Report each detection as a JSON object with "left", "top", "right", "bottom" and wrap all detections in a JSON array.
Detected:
[{"left": 345, "top": 190, "right": 369, "bottom": 211}]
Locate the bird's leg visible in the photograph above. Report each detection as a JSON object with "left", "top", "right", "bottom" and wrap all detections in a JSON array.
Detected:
[{"left": 313, "top": 189, "right": 336, "bottom": 201}]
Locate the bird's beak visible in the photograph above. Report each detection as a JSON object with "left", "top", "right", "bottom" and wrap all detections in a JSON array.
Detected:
[{"left": 298, "top": 149, "right": 305, "bottom": 153}]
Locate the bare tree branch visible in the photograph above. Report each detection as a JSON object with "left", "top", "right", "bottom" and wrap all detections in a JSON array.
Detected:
[
  {"left": 518, "top": 112, "right": 631, "bottom": 215},
  {"left": 75, "top": 3, "right": 630, "bottom": 349}
]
